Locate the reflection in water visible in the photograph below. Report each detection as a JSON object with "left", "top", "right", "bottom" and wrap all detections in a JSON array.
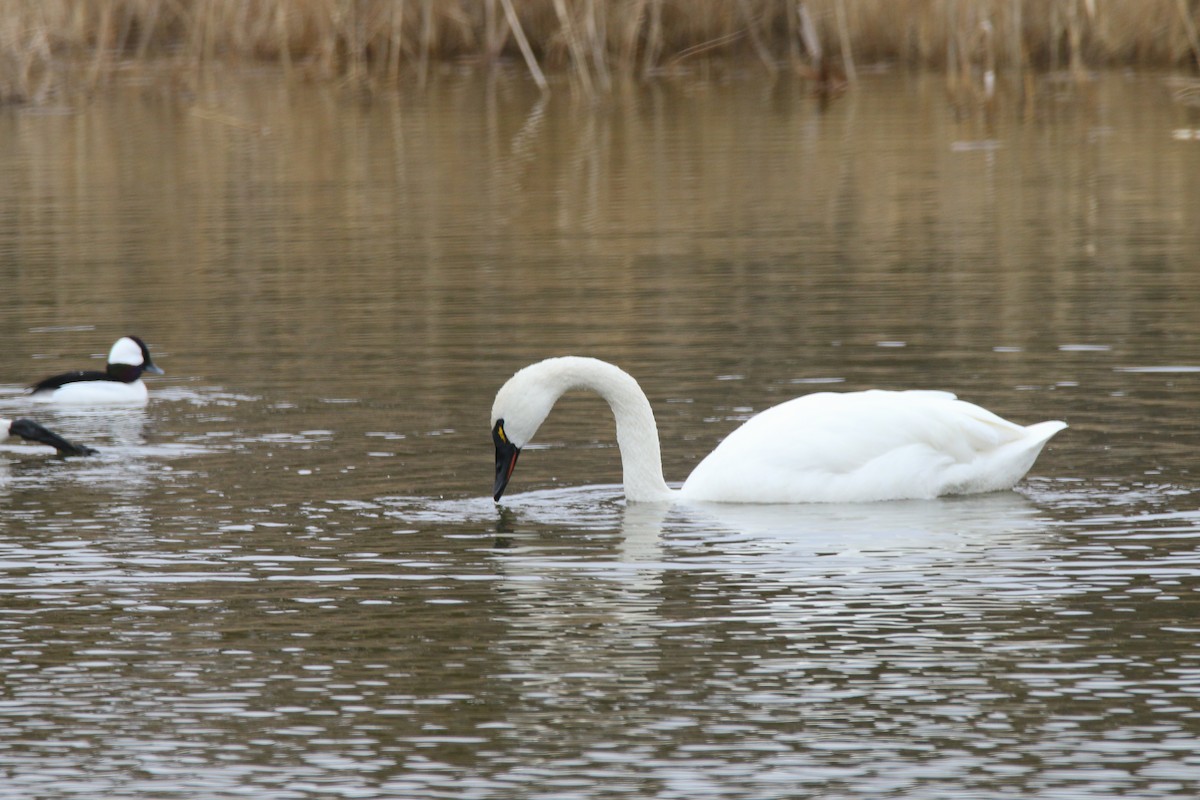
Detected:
[
  {"left": 0, "top": 71, "right": 1198, "bottom": 797},
  {"left": 35, "top": 406, "right": 150, "bottom": 447},
  {"left": 478, "top": 486, "right": 1200, "bottom": 798}
]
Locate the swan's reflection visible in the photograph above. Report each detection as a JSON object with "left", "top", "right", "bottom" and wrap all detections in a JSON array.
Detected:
[
  {"left": 403, "top": 487, "right": 1072, "bottom": 658},
  {"left": 382, "top": 486, "right": 1069, "bottom": 628},
  {"left": 672, "top": 491, "right": 1051, "bottom": 555},
  {"left": 389, "top": 486, "right": 1059, "bottom": 573},
  {"left": 490, "top": 487, "right": 1057, "bottom": 573},
  {"left": 475, "top": 489, "right": 1071, "bottom": 765}
]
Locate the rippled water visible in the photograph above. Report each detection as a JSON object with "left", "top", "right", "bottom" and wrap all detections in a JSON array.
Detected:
[{"left": 0, "top": 69, "right": 1199, "bottom": 798}]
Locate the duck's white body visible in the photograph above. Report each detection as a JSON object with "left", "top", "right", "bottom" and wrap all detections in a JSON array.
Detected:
[
  {"left": 30, "top": 336, "right": 162, "bottom": 407},
  {"left": 33, "top": 378, "right": 150, "bottom": 406},
  {"left": 491, "top": 357, "right": 1066, "bottom": 504}
]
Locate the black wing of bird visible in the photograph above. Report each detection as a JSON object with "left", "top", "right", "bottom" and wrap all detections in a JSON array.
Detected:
[{"left": 30, "top": 370, "right": 111, "bottom": 393}]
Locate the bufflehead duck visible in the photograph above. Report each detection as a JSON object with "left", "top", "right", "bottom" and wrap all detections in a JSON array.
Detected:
[
  {"left": 1, "top": 417, "right": 97, "bottom": 457},
  {"left": 30, "top": 336, "right": 164, "bottom": 405}
]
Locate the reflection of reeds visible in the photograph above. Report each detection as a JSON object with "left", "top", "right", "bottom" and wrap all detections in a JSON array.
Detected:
[{"left": 0, "top": 0, "right": 1198, "bottom": 101}]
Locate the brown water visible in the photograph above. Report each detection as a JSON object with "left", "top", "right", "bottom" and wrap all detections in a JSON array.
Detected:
[{"left": 1, "top": 68, "right": 1199, "bottom": 798}]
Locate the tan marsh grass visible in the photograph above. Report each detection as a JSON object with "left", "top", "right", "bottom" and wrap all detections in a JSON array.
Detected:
[{"left": 0, "top": 0, "right": 1197, "bottom": 102}]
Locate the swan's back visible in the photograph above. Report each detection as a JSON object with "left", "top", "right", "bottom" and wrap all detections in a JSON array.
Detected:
[{"left": 679, "top": 389, "right": 1065, "bottom": 503}]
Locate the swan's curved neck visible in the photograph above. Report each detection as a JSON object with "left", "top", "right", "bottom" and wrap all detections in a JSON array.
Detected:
[{"left": 543, "top": 358, "right": 674, "bottom": 502}]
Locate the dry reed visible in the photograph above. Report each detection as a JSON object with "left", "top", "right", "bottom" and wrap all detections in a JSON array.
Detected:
[{"left": 0, "top": 0, "right": 1197, "bottom": 102}]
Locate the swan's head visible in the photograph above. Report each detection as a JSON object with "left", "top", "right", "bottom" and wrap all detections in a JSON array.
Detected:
[
  {"left": 490, "top": 361, "right": 564, "bottom": 501},
  {"left": 491, "top": 419, "right": 520, "bottom": 501}
]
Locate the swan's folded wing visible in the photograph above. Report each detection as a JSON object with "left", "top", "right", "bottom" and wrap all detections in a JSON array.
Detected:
[{"left": 680, "top": 390, "right": 1064, "bottom": 503}]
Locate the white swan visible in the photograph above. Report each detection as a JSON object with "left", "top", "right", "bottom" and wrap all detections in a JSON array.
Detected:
[{"left": 491, "top": 356, "right": 1066, "bottom": 504}]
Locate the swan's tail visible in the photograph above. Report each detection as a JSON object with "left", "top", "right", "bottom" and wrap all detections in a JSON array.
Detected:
[
  {"left": 1025, "top": 420, "right": 1068, "bottom": 445},
  {"left": 948, "top": 419, "right": 1066, "bottom": 495}
]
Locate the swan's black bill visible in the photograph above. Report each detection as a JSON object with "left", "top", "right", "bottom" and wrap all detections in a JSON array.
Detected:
[
  {"left": 493, "top": 420, "right": 520, "bottom": 502},
  {"left": 9, "top": 418, "right": 98, "bottom": 457}
]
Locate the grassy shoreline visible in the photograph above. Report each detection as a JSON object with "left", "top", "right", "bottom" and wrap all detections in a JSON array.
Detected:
[{"left": 2, "top": 0, "right": 1198, "bottom": 101}]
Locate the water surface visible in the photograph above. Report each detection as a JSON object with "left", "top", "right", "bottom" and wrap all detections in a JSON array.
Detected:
[{"left": 0, "top": 69, "right": 1199, "bottom": 798}]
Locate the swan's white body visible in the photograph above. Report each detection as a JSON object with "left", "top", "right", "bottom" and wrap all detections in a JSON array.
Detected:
[{"left": 491, "top": 357, "right": 1066, "bottom": 504}]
